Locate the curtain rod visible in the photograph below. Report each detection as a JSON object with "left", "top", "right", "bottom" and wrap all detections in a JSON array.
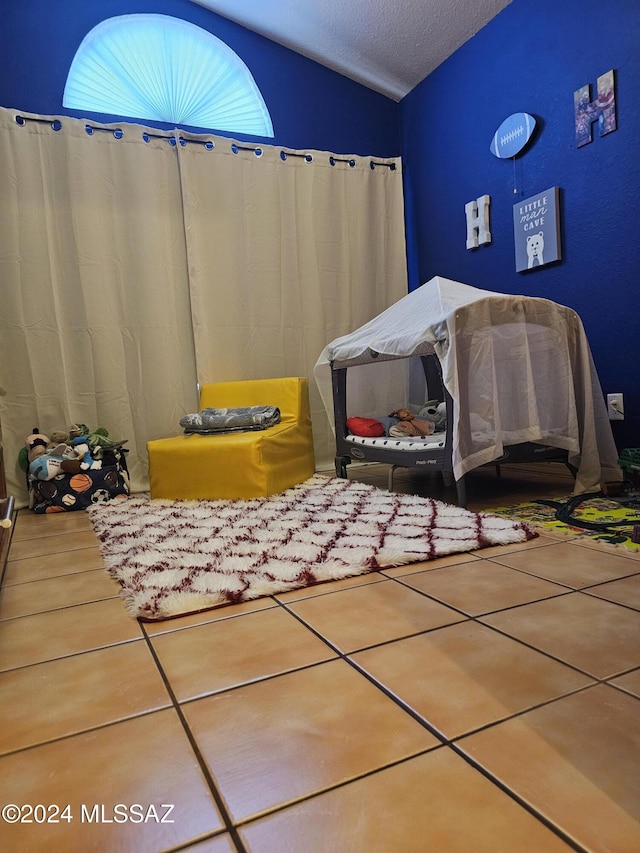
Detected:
[
  {"left": 329, "top": 156, "right": 356, "bottom": 167},
  {"left": 15, "top": 115, "right": 62, "bottom": 131},
  {"left": 86, "top": 123, "right": 123, "bottom": 139},
  {"left": 280, "top": 151, "right": 313, "bottom": 162},
  {"left": 14, "top": 114, "right": 398, "bottom": 170}
]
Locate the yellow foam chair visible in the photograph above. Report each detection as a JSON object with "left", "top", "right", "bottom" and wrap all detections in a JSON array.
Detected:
[{"left": 147, "top": 377, "right": 315, "bottom": 500}]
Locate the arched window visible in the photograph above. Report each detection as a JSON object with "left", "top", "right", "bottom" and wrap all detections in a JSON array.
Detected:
[{"left": 63, "top": 14, "right": 274, "bottom": 137}]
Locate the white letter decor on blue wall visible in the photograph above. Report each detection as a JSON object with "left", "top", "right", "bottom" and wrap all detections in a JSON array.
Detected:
[
  {"left": 513, "top": 187, "right": 561, "bottom": 272},
  {"left": 465, "top": 195, "right": 491, "bottom": 249}
]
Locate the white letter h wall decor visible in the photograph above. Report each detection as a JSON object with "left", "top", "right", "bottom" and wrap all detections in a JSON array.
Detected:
[{"left": 465, "top": 195, "right": 491, "bottom": 249}]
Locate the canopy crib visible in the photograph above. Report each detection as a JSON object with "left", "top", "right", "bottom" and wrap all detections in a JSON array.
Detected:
[{"left": 314, "top": 277, "right": 620, "bottom": 506}]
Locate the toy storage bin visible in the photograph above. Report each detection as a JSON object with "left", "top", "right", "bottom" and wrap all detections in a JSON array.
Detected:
[{"left": 28, "top": 449, "right": 130, "bottom": 513}]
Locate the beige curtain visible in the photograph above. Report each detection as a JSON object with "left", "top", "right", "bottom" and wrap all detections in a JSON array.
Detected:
[
  {"left": 177, "top": 138, "right": 408, "bottom": 466},
  {"left": 0, "top": 110, "right": 198, "bottom": 502},
  {"left": 0, "top": 110, "right": 407, "bottom": 504}
]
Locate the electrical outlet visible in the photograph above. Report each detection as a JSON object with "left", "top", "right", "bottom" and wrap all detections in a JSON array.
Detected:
[{"left": 607, "top": 393, "right": 624, "bottom": 420}]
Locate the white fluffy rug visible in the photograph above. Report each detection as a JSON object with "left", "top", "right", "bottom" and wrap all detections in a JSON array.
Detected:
[{"left": 87, "top": 475, "right": 537, "bottom": 620}]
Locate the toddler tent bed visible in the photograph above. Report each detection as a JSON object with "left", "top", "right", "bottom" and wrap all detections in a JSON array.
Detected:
[{"left": 314, "top": 277, "right": 620, "bottom": 507}]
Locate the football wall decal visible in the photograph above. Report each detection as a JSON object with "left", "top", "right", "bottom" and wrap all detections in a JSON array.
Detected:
[{"left": 490, "top": 112, "right": 537, "bottom": 159}]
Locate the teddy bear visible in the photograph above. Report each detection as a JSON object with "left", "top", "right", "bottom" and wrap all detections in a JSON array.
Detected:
[
  {"left": 388, "top": 408, "right": 436, "bottom": 437},
  {"left": 46, "top": 430, "right": 73, "bottom": 455},
  {"left": 526, "top": 231, "right": 545, "bottom": 268},
  {"left": 419, "top": 400, "right": 447, "bottom": 432}
]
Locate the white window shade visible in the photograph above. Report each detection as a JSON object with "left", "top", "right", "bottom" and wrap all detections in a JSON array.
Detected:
[{"left": 63, "top": 14, "right": 274, "bottom": 137}]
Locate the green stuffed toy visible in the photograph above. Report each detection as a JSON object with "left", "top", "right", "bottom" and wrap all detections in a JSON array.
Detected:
[{"left": 69, "top": 424, "right": 128, "bottom": 459}]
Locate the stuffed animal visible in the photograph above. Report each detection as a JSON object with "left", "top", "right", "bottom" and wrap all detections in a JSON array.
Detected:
[
  {"left": 69, "top": 424, "right": 127, "bottom": 459},
  {"left": 48, "top": 430, "right": 71, "bottom": 452},
  {"left": 388, "top": 409, "right": 435, "bottom": 437},
  {"left": 26, "top": 430, "right": 49, "bottom": 463},
  {"left": 419, "top": 400, "right": 447, "bottom": 432},
  {"left": 22, "top": 424, "right": 120, "bottom": 477},
  {"left": 68, "top": 435, "right": 102, "bottom": 471},
  {"left": 27, "top": 438, "right": 81, "bottom": 481},
  {"left": 29, "top": 453, "right": 66, "bottom": 481},
  {"left": 69, "top": 423, "right": 88, "bottom": 440}
]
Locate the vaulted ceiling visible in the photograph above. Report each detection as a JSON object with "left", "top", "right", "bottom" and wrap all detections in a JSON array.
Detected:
[{"left": 191, "top": 0, "right": 513, "bottom": 101}]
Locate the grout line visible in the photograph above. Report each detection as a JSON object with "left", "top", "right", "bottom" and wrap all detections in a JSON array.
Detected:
[
  {"left": 6, "top": 540, "right": 103, "bottom": 560},
  {"left": 0, "top": 565, "right": 118, "bottom": 590},
  {"left": 474, "top": 539, "right": 569, "bottom": 559},
  {"left": 160, "top": 831, "right": 234, "bottom": 852},
  {"left": 217, "top": 597, "right": 605, "bottom": 844},
  {"left": 0, "top": 705, "right": 174, "bottom": 760},
  {"left": 579, "top": 588, "right": 640, "bottom": 618},
  {"left": 0, "top": 596, "right": 121, "bottom": 623},
  {"left": 139, "top": 623, "right": 249, "bottom": 853},
  {"left": 469, "top": 556, "right": 635, "bottom": 594},
  {"left": 277, "top": 590, "right": 613, "bottom": 744},
  {"left": 470, "top": 611, "right": 618, "bottom": 681},
  {"left": 4, "top": 489, "right": 639, "bottom": 849},
  {"left": 388, "top": 569, "right": 576, "bottom": 617},
  {"left": 604, "top": 678, "right": 640, "bottom": 701},
  {"left": 139, "top": 598, "right": 283, "bottom": 637},
  {"left": 281, "top": 580, "right": 605, "bottom": 687},
  {"left": 448, "top": 740, "right": 590, "bottom": 853},
  {"left": 276, "top": 597, "right": 451, "bottom": 744},
  {"left": 228, "top": 746, "right": 440, "bottom": 829},
  {"left": 570, "top": 539, "right": 640, "bottom": 560},
  {"left": 0, "top": 636, "right": 145, "bottom": 677},
  {"left": 0, "top": 594, "right": 137, "bottom": 625},
  {"left": 0, "top": 563, "right": 107, "bottom": 589},
  {"left": 446, "top": 680, "right": 599, "bottom": 744}
]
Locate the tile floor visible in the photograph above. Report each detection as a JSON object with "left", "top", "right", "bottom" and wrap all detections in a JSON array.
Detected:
[{"left": 1, "top": 463, "right": 639, "bottom": 852}]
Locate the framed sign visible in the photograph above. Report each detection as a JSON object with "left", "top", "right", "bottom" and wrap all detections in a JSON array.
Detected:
[{"left": 513, "top": 187, "right": 561, "bottom": 272}]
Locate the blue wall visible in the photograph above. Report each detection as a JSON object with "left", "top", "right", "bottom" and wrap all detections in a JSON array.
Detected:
[
  {"left": 1, "top": 0, "right": 400, "bottom": 156},
  {"left": 4, "top": 0, "right": 638, "bottom": 449},
  {"left": 401, "top": 0, "right": 639, "bottom": 449}
]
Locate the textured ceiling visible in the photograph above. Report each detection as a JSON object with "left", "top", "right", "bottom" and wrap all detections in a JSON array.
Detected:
[{"left": 191, "top": 0, "right": 513, "bottom": 101}]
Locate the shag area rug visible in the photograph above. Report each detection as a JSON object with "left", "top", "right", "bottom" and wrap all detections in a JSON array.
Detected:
[
  {"left": 489, "top": 496, "right": 640, "bottom": 553},
  {"left": 88, "top": 475, "right": 537, "bottom": 621}
]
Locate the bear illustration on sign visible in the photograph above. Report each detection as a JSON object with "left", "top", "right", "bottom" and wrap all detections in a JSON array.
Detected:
[
  {"left": 526, "top": 232, "right": 544, "bottom": 268},
  {"left": 513, "top": 187, "right": 561, "bottom": 273}
]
